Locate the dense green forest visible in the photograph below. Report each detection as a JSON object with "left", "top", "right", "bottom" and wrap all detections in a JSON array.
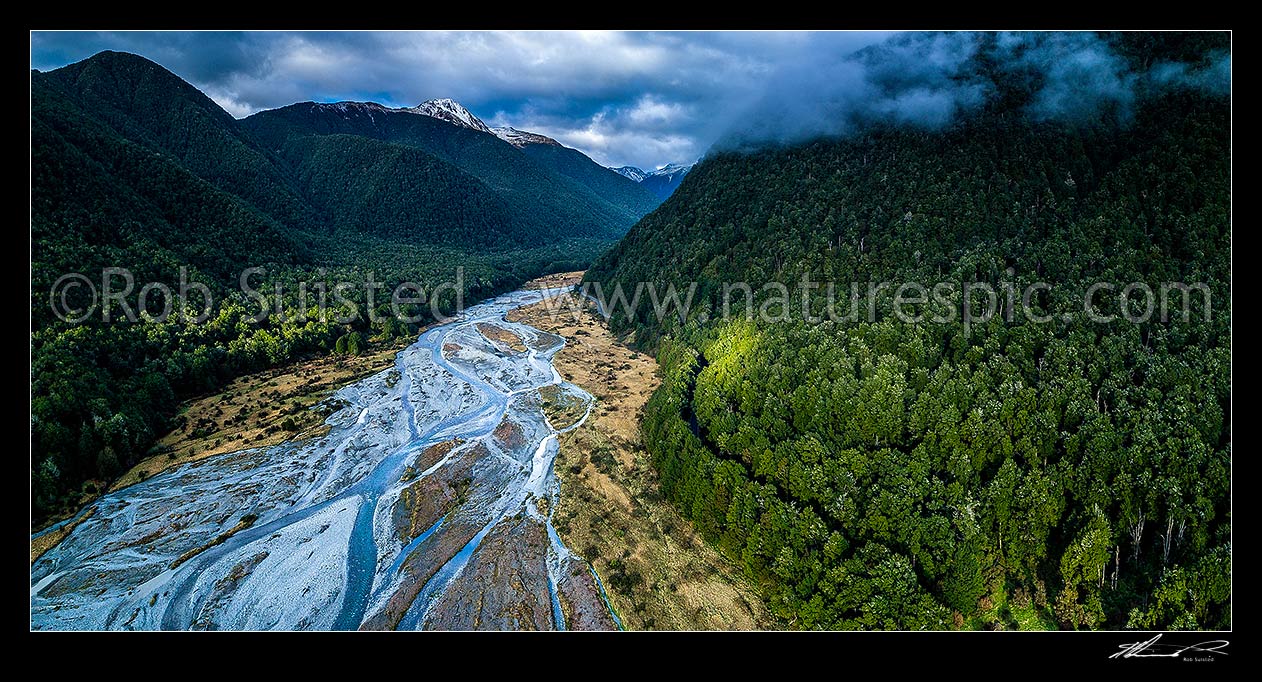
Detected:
[
  {"left": 241, "top": 101, "right": 658, "bottom": 238},
  {"left": 517, "top": 142, "right": 662, "bottom": 218},
  {"left": 31, "top": 51, "right": 641, "bottom": 523},
  {"left": 585, "top": 33, "right": 1230, "bottom": 629}
]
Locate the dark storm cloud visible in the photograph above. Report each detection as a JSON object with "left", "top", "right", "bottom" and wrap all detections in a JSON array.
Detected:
[
  {"left": 30, "top": 31, "right": 891, "bottom": 169},
  {"left": 720, "top": 32, "right": 993, "bottom": 147},
  {"left": 717, "top": 31, "right": 1232, "bottom": 150},
  {"left": 1150, "top": 51, "right": 1232, "bottom": 96},
  {"left": 30, "top": 31, "right": 1229, "bottom": 170},
  {"left": 997, "top": 32, "right": 1138, "bottom": 122},
  {"left": 1008, "top": 32, "right": 1230, "bottom": 120}
]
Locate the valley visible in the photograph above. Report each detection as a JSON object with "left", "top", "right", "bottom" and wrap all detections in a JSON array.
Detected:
[
  {"left": 507, "top": 287, "right": 773, "bottom": 629},
  {"left": 31, "top": 282, "right": 630, "bottom": 630},
  {"left": 29, "top": 31, "right": 1232, "bottom": 634},
  {"left": 30, "top": 50, "right": 660, "bottom": 527}
]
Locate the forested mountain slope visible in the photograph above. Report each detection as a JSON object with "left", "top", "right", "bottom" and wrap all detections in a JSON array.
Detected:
[
  {"left": 585, "top": 32, "right": 1231, "bottom": 630},
  {"left": 37, "top": 51, "right": 322, "bottom": 235},
  {"left": 517, "top": 141, "right": 661, "bottom": 219},
  {"left": 242, "top": 102, "right": 652, "bottom": 240}
]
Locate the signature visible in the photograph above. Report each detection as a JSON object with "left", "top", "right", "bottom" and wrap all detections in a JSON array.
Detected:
[{"left": 1111, "top": 634, "right": 1229, "bottom": 660}]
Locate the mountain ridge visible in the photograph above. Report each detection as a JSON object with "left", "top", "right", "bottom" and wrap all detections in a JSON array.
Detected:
[
  {"left": 243, "top": 98, "right": 656, "bottom": 236},
  {"left": 607, "top": 161, "right": 695, "bottom": 201},
  {"left": 637, "top": 161, "right": 694, "bottom": 201},
  {"left": 492, "top": 125, "right": 562, "bottom": 148},
  {"left": 611, "top": 166, "right": 647, "bottom": 182}
]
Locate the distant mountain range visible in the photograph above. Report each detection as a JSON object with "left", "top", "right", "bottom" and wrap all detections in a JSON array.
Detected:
[
  {"left": 401, "top": 100, "right": 693, "bottom": 205},
  {"left": 611, "top": 162, "right": 694, "bottom": 201},
  {"left": 32, "top": 50, "right": 662, "bottom": 291},
  {"left": 241, "top": 99, "right": 660, "bottom": 244},
  {"left": 610, "top": 166, "right": 648, "bottom": 182}
]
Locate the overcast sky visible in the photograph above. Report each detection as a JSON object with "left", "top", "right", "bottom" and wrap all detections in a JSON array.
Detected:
[{"left": 31, "top": 30, "right": 894, "bottom": 170}]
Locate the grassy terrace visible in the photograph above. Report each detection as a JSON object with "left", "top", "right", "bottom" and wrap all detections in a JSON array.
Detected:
[{"left": 508, "top": 290, "right": 774, "bottom": 629}]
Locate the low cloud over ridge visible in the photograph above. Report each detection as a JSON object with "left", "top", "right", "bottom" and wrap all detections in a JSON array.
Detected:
[{"left": 32, "top": 31, "right": 1229, "bottom": 169}]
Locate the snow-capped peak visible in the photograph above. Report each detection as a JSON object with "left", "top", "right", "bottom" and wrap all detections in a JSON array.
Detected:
[
  {"left": 648, "top": 162, "right": 694, "bottom": 178},
  {"left": 611, "top": 166, "right": 647, "bottom": 182},
  {"left": 405, "top": 98, "right": 493, "bottom": 134},
  {"left": 491, "top": 126, "right": 561, "bottom": 148}
]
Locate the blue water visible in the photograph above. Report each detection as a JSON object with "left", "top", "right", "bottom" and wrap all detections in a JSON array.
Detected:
[
  {"left": 36, "top": 286, "right": 623, "bottom": 631},
  {"left": 395, "top": 517, "right": 499, "bottom": 630},
  {"left": 589, "top": 565, "right": 626, "bottom": 631}
]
